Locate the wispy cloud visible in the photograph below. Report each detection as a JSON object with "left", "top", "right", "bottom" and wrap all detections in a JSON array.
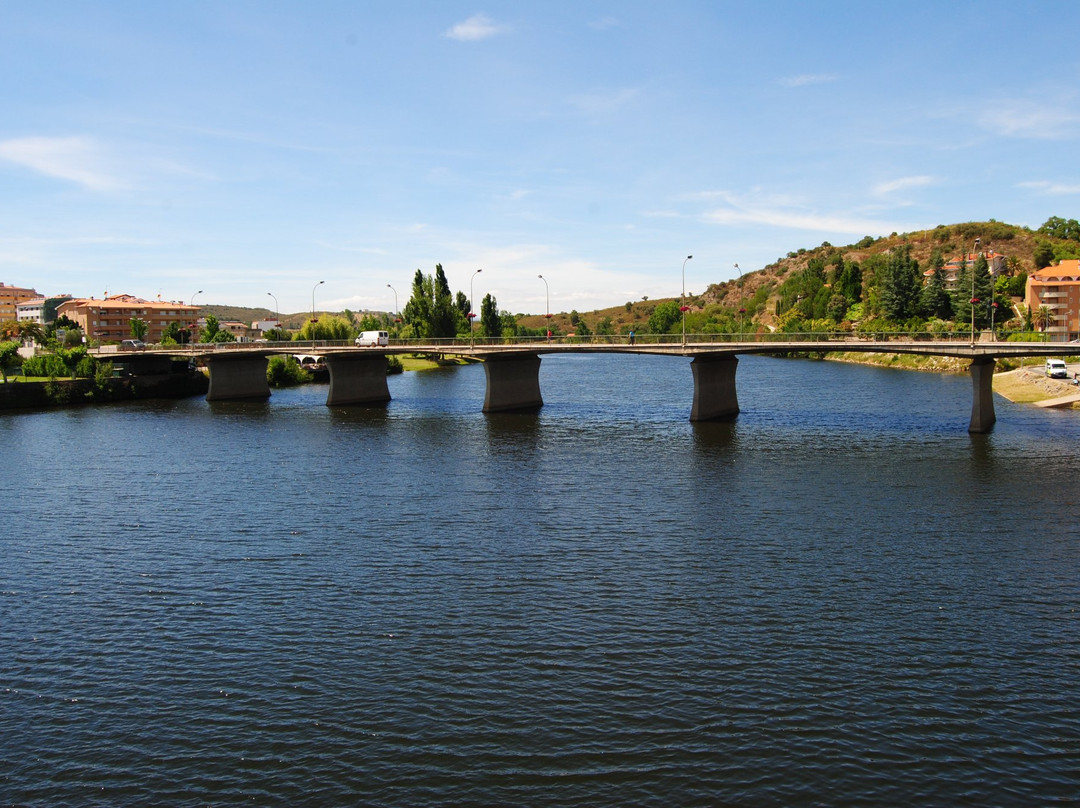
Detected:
[
  {"left": 444, "top": 14, "right": 507, "bottom": 42},
  {"left": 0, "top": 136, "right": 128, "bottom": 191},
  {"left": 981, "top": 98, "right": 1080, "bottom": 139},
  {"left": 1017, "top": 180, "right": 1080, "bottom": 195},
  {"left": 778, "top": 73, "right": 839, "bottom": 88},
  {"left": 691, "top": 190, "right": 909, "bottom": 236},
  {"left": 873, "top": 175, "right": 936, "bottom": 196},
  {"left": 569, "top": 87, "right": 640, "bottom": 116},
  {"left": 588, "top": 17, "right": 620, "bottom": 31}
]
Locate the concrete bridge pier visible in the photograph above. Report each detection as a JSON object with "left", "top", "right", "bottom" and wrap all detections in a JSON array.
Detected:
[
  {"left": 205, "top": 354, "right": 271, "bottom": 401},
  {"left": 690, "top": 355, "right": 740, "bottom": 421},
  {"left": 483, "top": 353, "right": 543, "bottom": 412},
  {"left": 325, "top": 354, "right": 391, "bottom": 406},
  {"left": 969, "top": 357, "right": 997, "bottom": 433}
]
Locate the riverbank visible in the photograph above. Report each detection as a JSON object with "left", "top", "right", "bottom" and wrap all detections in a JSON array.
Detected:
[
  {"left": 0, "top": 372, "right": 209, "bottom": 410},
  {"left": 826, "top": 350, "right": 1080, "bottom": 408}
]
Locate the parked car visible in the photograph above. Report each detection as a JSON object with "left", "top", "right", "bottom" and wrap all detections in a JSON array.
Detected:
[{"left": 1045, "top": 358, "right": 1068, "bottom": 379}]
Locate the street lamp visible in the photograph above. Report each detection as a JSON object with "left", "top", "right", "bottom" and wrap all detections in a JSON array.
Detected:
[
  {"left": 312, "top": 280, "right": 324, "bottom": 346},
  {"left": 734, "top": 263, "right": 741, "bottom": 277},
  {"left": 387, "top": 283, "right": 398, "bottom": 317},
  {"left": 971, "top": 238, "right": 980, "bottom": 346},
  {"left": 267, "top": 292, "right": 279, "bottom": 333},
  {"left": 538, "top": 274, "right": 550, "bottom": 340},
  {"left": 470, "top": 268, "right": 482, "bottom": 347},
  {"left": 189, "top": 290, "right": 203, "bottom": 349},
  {"left": 681, "top": 254, "right": 693, "bottom": 347}
]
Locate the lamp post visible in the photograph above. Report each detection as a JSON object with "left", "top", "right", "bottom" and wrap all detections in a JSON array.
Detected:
[
  {"left": 681, "top": 254, "right": 693, "bottom": 347},
  {"left": 267, "top": 292, "right": 279, "bottom": 335},
  {"left": 189, "top": 290, "right": 202, "bottom": 349},
  {"left": 970, "top": 238, "right": 980, "bottom": 346},
  {"left": 538, "top": 274, "right": 550, "bottom": 340},
  {"left": 734, "top": 263, "right": 741, "bottom": 277},
  {"left": 312, "top": 280, "right": 324, "bottom": 347},
  {"left": 387, "top": 283, "right": 398, "bottom": 316},
  {"left": 470, "top": 268, "right": 482, "bottom": 347}
]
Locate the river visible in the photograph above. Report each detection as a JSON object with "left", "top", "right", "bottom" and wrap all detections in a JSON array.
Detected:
[{"left": 3, "top": 354, "right": 1078, "bottom": 806}]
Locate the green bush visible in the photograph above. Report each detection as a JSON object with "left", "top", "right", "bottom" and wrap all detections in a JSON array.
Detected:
[{"left": 267, "top": 355, "right": 312, "bottom": 387}]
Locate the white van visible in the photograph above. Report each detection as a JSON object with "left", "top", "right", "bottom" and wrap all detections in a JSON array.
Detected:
[
  {"left": 1045, "top": 358, "right": 1068, "bottom": 379},
  {"left": 355, "top": 330, "right": 389, "bottom": 347}
]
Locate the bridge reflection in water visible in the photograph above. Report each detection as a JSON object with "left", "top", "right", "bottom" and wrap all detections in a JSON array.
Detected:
[{"left": 103, "top": 338, "right": 1080, "bottom": 434}]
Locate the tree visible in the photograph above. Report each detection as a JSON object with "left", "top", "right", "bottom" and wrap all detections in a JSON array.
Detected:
[
  {"left": 0, "top": 340, "right": 20, "bottom": 382},
  {"left": 267, "top": 355, "right": 312, "bottom": 387},
  {"left": 480, "top": 293, "right": 500, "bottom": 339},
  {"left": 919, "top": 250, "right": 953, "bottom": 320},
  {"left": 162, "top": 321, "right": 184, "bottom": 345},
  {"left": 432, "top": 264, "right": 457, "bottom": 338},
  {"left": 201, "top": 314, "right": 220, "bottom": 342},
  {"left": 1034, "top": 305, "right": 1053, "bottom": 332},
  {"left": 879, "top": 246, "right": 920, "bottom": 322},
  {"left": 296, "top": 314, "right": 353, "bottom": 342},
  {"left": 1033, "top": 241, "right": 1055, "bottom": 269},
  {"left": 130, "top": 317, "right": 149, "bottom": 341},
  {"left": 647, "top": 300, "right": 680, "bottom": 334},
  {"left": 1038, "top": 216, "right": 1080, "bottom": 241}
]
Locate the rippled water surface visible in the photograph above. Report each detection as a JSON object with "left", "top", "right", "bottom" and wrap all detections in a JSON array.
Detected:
[{"left": 3, "top": 355, "right": 1079, "bottom": 806}]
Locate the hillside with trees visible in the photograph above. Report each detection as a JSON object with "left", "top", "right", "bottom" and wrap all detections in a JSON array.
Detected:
[{"left": 517, "top": 218, "right": 1080, "bottom": 340}]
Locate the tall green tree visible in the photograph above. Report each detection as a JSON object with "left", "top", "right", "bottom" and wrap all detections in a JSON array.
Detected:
[
  {"left": 480, "top": 293, "right": 500, "bottom": 339},
  {"left": 879, "top": 246, "right": 920, "bottom": 322},
  {"left": 403, "top": 269, "right": 434, "bottom": 338},
  {"left": 919, "top": 250, "right": 952, "bottom": 320},
  {"left": 432, "top": 264, "right": 457, "bottom": 338},
  {"left": 402, "top": 264, "right": 463, "bottom": 339}
]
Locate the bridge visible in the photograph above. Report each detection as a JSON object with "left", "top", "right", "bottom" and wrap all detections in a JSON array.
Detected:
[{"left": 97, "top": 334, "right": 1080, "bottom": 433}]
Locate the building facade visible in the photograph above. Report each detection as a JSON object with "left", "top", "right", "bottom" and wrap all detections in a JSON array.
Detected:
[
  {"left": 0, "top": 282, "right": 41, "bottom": 322},
  {"left": 17, "top": 295, "right": 74, "bottom": 324},
  {"left": 1026, "top": 259, "right": 1080, "bottom": 341},
  {"left": 57, "top": 294, "right": 202, "bottom": 344}
]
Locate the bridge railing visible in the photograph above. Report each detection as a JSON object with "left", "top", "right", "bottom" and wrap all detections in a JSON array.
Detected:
[{"left": 104, "top": 329, "right": 1064, "bottom": 354}]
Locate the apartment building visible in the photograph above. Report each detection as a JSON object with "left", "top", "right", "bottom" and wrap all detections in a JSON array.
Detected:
[
  {"left": 57, "top": 294, "right": 202, "bottom": 344},
  {"left": 0, "top": 282, "right": 41, "bottom": 321},
  {"left": 17, "top": 296, "right": 74, "bottom": 324},
  {"left": 1026, "top": 259, "right": 1080, "bottom": 341}
]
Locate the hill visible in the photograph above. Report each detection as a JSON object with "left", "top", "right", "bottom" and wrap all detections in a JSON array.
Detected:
[{"left": 517, "top": 219, "right": 1079, "bottom": 335}]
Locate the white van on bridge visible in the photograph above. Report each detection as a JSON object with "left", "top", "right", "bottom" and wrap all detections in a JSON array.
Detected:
[{"left": 355, "top": 330, "right": 389, "bottom": 347}]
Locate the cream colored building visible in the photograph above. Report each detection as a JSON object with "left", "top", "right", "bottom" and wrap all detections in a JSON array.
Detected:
[
  {"left": 1026, "top": 259, "right": 1080, "bottom": 341},
  {"left": 57, "top": 294, "right": 201, "bottom": 344}
]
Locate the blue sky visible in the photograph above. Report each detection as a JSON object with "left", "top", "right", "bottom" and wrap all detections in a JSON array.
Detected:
[{"left": 2, "top": 1, "right": 1079, "bottom": 316}]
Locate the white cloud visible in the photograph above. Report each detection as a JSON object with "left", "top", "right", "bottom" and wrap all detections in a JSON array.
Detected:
[
  {"left": 444, "top": 14, "right": 507, "bottom": 42},
  {"left": 0, "top": 136, "right": 128, "bottom": 191},
  {"left": 1017, "top": 180, "right": 1080, "bottom": 195},
  {"left": 694, "top": 190, "right": 909, "bottom": 235},
  {"left": 982, "top": 100, "right": 1080, "bottom": 139},
  {"left": 779, "top": 73, "right": 839, "bottom": 88},
  {"left": 873, "top": 175, "right": 936, "bottom": 196},
  {"left": 569, "top": 87, "right": 640, "bottom": 116},
  {"left": 588, "top": 17, "right": 620, "bottom": 30}
]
